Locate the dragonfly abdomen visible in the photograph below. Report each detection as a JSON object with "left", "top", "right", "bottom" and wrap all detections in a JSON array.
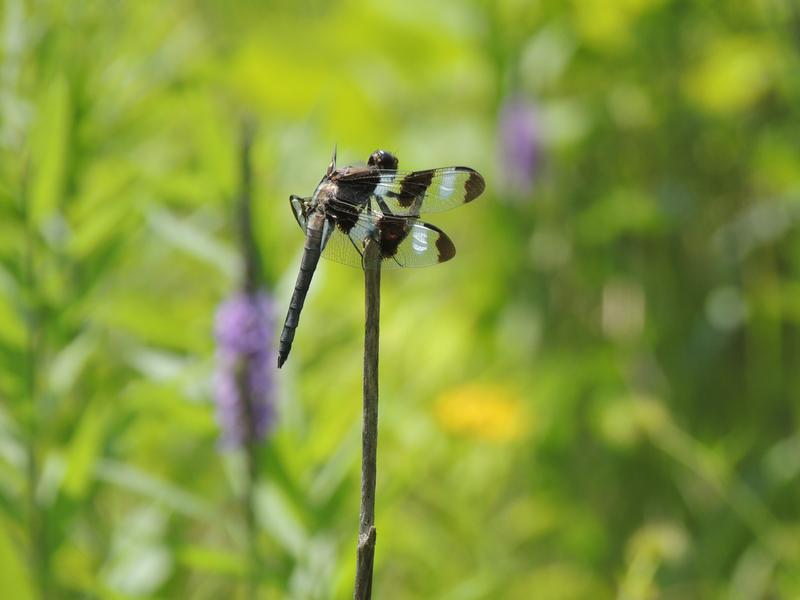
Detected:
[{"left": 277, "top": 212, "right": 326, "bottom": 368}]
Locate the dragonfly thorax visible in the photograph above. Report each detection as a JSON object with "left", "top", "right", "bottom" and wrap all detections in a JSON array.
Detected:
[{"left": 313, "top": 180, "right": 340, "bottom": 208}]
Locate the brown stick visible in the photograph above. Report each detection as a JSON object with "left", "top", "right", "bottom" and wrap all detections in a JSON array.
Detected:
[{"left": 354, "top": 238, "right": 381, "bottom": 599}]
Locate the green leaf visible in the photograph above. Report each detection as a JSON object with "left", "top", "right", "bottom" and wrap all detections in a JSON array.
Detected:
[
  {"left": 29, "top": 75, "right": 71, "bottom": 225},
  {"left": 62, "top": 399, "right": 112, "bottom": 499},
  {"left": 0, "top": 518, "right": 35, "bottom": 600},
  {"left": 94, "top": 459, "right": 213, "bottom": 519},
  {"left": 48, "top": 331, "right": 96, "bottom": 395},
  {"left": 177, "top": 545, "right": 249, "bottom": 578},
  {"left": 256, "top": 483, "right": 308, "bottom": 558},
  {"left": 147, "top": 208, "right": 237, "bottom": 276}
]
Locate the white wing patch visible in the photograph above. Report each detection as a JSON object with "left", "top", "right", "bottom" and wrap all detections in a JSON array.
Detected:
[
  {"left": 374, "top": 172, "right": 396, "bottom": 198},
  {"left": 412, "top": 229, "right": 428, "bottom": 254},
  {"left": 438, "top": 171, "right": 457, "bottom": 199}
]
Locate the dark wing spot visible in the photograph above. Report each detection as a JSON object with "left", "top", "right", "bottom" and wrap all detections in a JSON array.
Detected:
[
  {"left": 336, "top": 167, "right": 380, "bottom": 195},
  {"left": 331, "top": 171, "right": 374, "bottom": 222},
  {"left": 396, "top": 170, "right": 434, "bottom": 208},
  {"left": 332, "top": 210, "right": 357, "bottom": 234},
  {"left": 377, "top": 216, "right": 410, "bottom": 259},
  {"left": 435, "top": 231, "right": 456, "bottom": 262},
  {"left": 464, "top": 170, "right": 485, "bottom": 203}
]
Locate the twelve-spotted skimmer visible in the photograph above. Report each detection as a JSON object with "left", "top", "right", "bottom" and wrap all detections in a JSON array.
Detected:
[{"left": 277, "top": 148, "right": 485, "bottom": 368}]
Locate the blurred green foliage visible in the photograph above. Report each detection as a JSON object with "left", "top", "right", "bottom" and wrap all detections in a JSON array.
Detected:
[{"left": 2, "top": 0, "right": 800, "bottom": 598}]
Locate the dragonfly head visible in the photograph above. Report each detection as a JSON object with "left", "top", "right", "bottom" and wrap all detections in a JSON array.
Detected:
[{"left": 368, "top": 149, "right": 398, "bottom": 171}]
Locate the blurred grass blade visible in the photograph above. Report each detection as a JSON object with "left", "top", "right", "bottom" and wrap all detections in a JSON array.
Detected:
[
  {"left": 63, "top": 399, "right": 112, "bottom": 499},
  {"left": 177, "top": 545, "right": 249, "bottom": 578},
  {"left": 48, "top": 332, "right": 96, "bottom": 395},
  {"left": 95, "top": 459, "right": 212, "bottom": 519},
  {"left": 256, "top": 483, "right": 308, "bottom": 558},
  {"left": 30, "top": 75, "right": 70, "bottom": 225},
  {"left": 147, "top": 208, "right": 236, "bottom": 276},
  {"left": 0, "top": 518, "right": 35, "bottom": 600}
]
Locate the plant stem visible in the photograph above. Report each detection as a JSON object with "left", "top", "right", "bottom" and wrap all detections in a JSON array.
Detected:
[
  {"left": 354, "top": 239, "right": 381, "bottom": 600},
  {"left": 237, "top": 359, "right": 261, "bottom": 600},
  {"left": 237, "top": 117, "right": 261, "bottom": 295},
  {"left": 236, "top": 117, "right": 262, "bottom": 599}
]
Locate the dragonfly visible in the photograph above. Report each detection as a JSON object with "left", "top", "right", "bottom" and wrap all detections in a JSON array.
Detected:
[{"left": 277, "top": 148, "right": 485, "bottom": 368}]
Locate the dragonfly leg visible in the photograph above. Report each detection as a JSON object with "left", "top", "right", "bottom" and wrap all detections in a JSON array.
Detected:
[
  {"left": 289, "top": 194, "right": 308, "bottom": 207},
  {"left": 289, "top": 195, "right": 311, "bottom": 225}
]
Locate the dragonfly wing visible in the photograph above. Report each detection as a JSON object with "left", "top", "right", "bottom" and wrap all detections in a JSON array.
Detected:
[
  {"left": 337, "top": 166, "right": 485, "bottom": 216},
  {"left": 331, "top": 202, "right": 456, "bottom": 269},
  {"left": 290, "top": 196, "right": 456, "bottom": 270}
]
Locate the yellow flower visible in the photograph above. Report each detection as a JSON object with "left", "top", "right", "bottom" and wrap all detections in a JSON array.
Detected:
[{"left": 434, "top": 383, "right": 527, "bottom": 442}]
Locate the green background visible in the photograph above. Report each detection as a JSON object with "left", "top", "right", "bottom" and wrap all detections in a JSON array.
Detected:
[{"left": 2, "top": 0, "right": 800, "bottom": 597}]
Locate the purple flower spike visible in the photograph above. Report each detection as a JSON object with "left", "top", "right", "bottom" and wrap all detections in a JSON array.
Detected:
[
  {"left": 498, "top": 95, "right": 541, "bottom": 197},
  {"left": 213, "top": 291, "right": 276, "bottom": 448}
]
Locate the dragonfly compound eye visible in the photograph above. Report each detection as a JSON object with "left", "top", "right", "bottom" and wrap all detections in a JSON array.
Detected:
[{"left": 368, "top": 149, "right": 399, "bottom": 171}]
